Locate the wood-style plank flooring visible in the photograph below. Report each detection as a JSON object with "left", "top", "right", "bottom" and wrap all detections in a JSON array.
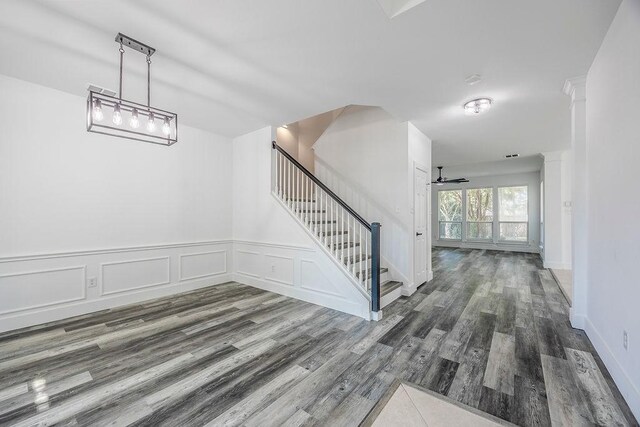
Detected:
[{"left": 0, "top": 248, "right": 637, "bottom": 426}]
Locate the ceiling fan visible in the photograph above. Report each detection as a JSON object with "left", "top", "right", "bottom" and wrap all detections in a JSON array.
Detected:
[{"left": 431, "top": 166, "right": 469, "bottom": 185}]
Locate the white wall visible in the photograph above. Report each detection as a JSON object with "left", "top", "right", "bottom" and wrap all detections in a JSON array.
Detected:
[
  {"left": 232, "top": 127, "right": 371, "bottom": 319},
  {"left": 431, "top": 172, "right": 541, "bottom": 253},
  {"left": 541, "top": 150, "right": 572, "bottom": 269},
  {"left": 296, "top": 107, "right": 345, "bottom": 173},
  {"left": 560, "top": 151, "right": 573, "bottom": 267},
  {"left": 584, "top": 0, "right": 640, "bottom": 417},
  {"left": 313, "top": 106, "right": 432, "bottom": 289},
  {"left": 0, "top": 74, "right": 235, "bottom": 332},
  {"left": 276, "top": 124, "right": 299, "bottom": 162}
]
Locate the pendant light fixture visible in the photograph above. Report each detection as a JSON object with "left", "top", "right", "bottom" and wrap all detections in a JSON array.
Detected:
[{"left": 86, "top": 33, "right": 178, "bottom": 146}]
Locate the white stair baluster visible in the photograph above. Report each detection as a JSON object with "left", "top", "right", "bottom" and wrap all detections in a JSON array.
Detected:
[
  {"left": 350, "top": 216, "right": 355, "bottom": 276},
  {"left": 283, "top": 156, "right": 287, "bottom": 202},
  {"left": 323, "top": 191, "right": 328, "bottom": 245},
  {"left": 274, "top": 150, "right": 278, "bottom": 195},
  {"left": 319, "top": 188, "right": 323, "bottom": 240},
  {"left": 295, "top": 168, "right": 299, "bottom": 214},
  {"left": 330, "top": 199, "right": 334, "bottom": 252},
  {"left": 286, "top": 159, "right": 290, "bottom": 206},
  {"left": 313, "top": 184, "right": 317, "bottom": 235},
  {"left": 340, "top": 206, "right": 344, "bottom": 258},
  {"left": 366, "top": 233, "right": 370, "bottom": 291},
  {"left": 359, "top": 224, "right": 363, "bottom": 287},
  {"left": 304, "top": 174, "right": 308, "bottom": 225}
]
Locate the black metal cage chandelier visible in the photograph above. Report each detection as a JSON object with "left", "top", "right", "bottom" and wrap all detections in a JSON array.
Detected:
[{"left": 86, "top": 33, "right": 178, "bottom": 146}]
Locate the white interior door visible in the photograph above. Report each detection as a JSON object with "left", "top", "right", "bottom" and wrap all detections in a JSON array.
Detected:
[{"left": 414, "top": 167, "right": 428, "bottom": 285}]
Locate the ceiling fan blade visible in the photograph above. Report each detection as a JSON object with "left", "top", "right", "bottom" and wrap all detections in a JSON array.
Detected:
[{"left": 432, "top": 167, "right": 469, "bottom": 184}]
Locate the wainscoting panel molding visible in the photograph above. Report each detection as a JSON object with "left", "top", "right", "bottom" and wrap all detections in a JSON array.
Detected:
[
  {"left": 0, "top": 241, "right": 233, "bottom": 333},
  {"left": 179, "top": 251, "right": 227, "bottom": 282},
  {"left": 236, "top": 250, "right": 262, "bottom": 278},
  {"left": 101, "top": 257, "right": 171, "bottom": 296},
  {"left": 0, "top": 266, "right": 86, "bottom": 315},
  {"left": 0, "top": 238, "right": 373, "bottom": 332},
  {"left": 232, "top": 241, "right": 370, "bottom": 320},
  {"left": 264, "top": 254, "right": 295, "bottom": 286}
]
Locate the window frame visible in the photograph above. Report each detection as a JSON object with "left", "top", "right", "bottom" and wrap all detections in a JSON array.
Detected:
[
  {"left": 465, "top": 187, "right": 494, "bottom": 242},
  {"left": 437, "top": 189, "right": 463, "bottom": 241},
  {"left": 497, "top": 185, "right": 529, "bottom": 244}
]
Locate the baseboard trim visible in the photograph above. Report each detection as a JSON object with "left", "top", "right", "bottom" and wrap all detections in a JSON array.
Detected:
[
  {"left": 401, "top": 283, "right": 416, "bottom": 297},
  {"left": 543, "top": 261, "right": 572, "bottom": 270},
  {"left": 232, "top": 273, "right": 370, "bottom": 320},
  {"left": 570, "top": 309, "right": 586, "bottom": 330},
  {"left": 433, "top": 241, "right": 539, "bottom": 253},
  {"left": 584, "top": 317, "right": 640, "bottom": 420}
]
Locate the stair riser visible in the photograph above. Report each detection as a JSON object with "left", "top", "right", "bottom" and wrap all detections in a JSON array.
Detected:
[
  {"left": 380, "top": 286, "right": 402, "bottom": 308},
  {"left": 352, "top": 270, "right": 388, "bottom": 284},
  {"left": 343, "top": 269, "right": 389, "bottom": 286},
  {"left": 295, "top": 204, "right": 357, "bottom": 221},
  {"left": 292, "top": 201, "right": 317, "bottom": 210},
  {"left": 298, "top": 211, "right": 361, "bottom": 227},
  {"left": 379, "top": 270, "right": 389, "bottom": 284},
  {"left": 349, "top": 258, "right": 372, "bottom": 271},
  {"left": 329, "top": 247, "right": 369, "bottom": 262}
]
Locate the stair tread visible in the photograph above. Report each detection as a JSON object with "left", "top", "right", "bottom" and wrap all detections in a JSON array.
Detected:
[
  {"left": 381, "top": 280, "right": 402, "bottom": 296},
  {"left": 312, "top": 220, "right": 337, "bottom": 224},
  {"left": 321, "top": 230, "right": 348, "bottom": 236},
  {"left": 344, "top": 254, "right": 372, "bottom": 264},
  {"left": 331, "top": 241, "right": 360, "bottom": 249},
  {"left": 300, "top": 209, "right": 326, "bottom": 213},
  {"left": 355, "top": 267, "right": 389, "bottom": 279}
]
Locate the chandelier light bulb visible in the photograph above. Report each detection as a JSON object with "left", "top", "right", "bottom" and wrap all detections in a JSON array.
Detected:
[
  {"left": 147, "top": 112, "right": 156, "bottom": 132},
  {"left": 112, "top": 103, "right": 122, "bottom": 125},
  {"left": 162, "top": 117, "right": 171, "bottom": 136},
  {"left": 130, "top": 108, "right": 140, "bottom": 128},
  {"left": 93, "top": 99, "right": 103, "bottom": 121}
]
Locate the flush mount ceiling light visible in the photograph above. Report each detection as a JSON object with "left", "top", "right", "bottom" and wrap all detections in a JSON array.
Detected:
[
  {"left": 463, "top": 98, "right": 492, "bottom": 115},
  {"left": 87, "top": 33, "right": 177, "bottom": 146}
]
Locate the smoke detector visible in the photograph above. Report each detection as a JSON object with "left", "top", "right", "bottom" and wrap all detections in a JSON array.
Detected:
[{"left": 465, "top": 74, "right": 482, "bottom": 85}]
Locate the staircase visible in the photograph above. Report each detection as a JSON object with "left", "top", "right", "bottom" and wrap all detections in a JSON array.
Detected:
[{"left": 271, "top": 141, "right": 403, "bottom": 317}]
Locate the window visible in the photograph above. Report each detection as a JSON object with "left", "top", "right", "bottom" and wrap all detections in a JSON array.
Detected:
[
  {"left": 466, "top": 188, "right": 493, "bottom": 240},
  {"left": 498, "top": 186, "right": 528, "bottom": 242},
  {"left": 438, "top": 190, "right": 462, "bottom": 240}
]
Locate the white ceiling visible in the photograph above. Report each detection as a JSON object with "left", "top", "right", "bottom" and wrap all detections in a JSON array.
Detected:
[{"left": 0, "top": 0, "right": 620, "bottom": 166}]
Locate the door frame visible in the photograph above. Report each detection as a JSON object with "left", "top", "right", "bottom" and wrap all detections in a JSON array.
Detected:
[{"left": 413, "top": 161, "right": 430, "bottom": 288}]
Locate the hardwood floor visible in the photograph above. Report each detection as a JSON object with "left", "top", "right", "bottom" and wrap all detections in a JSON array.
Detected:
[{"left": 0, "top": 248, "right": 636, "bottom": 426}]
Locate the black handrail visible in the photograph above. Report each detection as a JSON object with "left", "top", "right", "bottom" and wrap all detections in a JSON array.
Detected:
[{"left": 272, "top": 141, "right": 371, "bottom": 231}]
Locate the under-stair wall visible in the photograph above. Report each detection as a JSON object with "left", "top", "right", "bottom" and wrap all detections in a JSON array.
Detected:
[{"left": 232, "top": 127, "right": 372, "bottom": 319}]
